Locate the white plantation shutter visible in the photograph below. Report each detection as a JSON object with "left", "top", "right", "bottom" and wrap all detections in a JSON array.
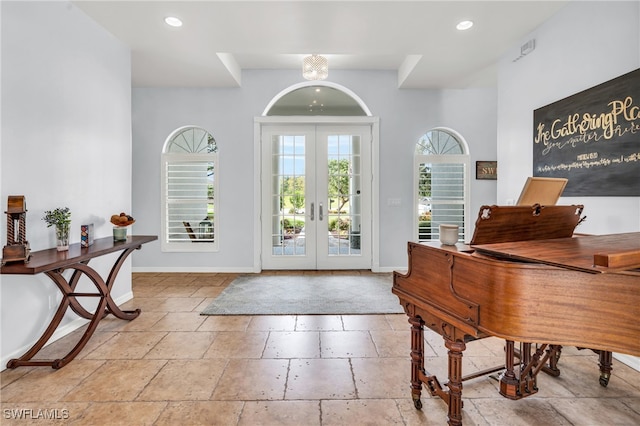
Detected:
[
  {"left": 415, "top": 129, "right": 469, "bottom": 243},
  {"left": 161, "top": 127, "right": 219, "bottom": 252}
]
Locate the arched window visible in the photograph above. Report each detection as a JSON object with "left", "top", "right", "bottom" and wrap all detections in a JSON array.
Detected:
[
  {"left": 414, "top": 128, "right": 470, "bottom": 243},
  {"left": 161, "top": 126, "right": 219, "bottom": 252},
  {"left": 263, "top": 81, "right": 370, "bottom": 116}
]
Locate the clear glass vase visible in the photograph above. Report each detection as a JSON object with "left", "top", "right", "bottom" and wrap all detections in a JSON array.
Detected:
[{"left": 55, "top": 225, "right": 70, "bottom": 251}]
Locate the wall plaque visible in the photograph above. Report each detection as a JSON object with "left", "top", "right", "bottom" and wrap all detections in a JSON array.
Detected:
[
  {"left": 476, "top": 161, "right": 497, "bottom": 180},
  {"left": 533, "top": 68, "right": 640, "bottom": 196}
]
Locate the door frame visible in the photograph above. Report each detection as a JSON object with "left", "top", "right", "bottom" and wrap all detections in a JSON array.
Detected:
[{"left": 253, "top": 116, "right": 380, "bottom": 272}]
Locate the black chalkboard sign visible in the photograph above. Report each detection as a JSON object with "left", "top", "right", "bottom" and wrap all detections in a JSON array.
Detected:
[{"left": 533, "top": 69, "right": 640, "bottom": 196}]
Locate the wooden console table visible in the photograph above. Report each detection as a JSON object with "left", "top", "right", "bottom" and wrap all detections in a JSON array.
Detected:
[{"left": 1, "top": 235, "right": 157, "bottom": 369}]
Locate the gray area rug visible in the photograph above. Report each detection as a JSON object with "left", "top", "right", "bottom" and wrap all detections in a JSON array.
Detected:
[{"left": 201, "top": 273, "right": 404, "bottom": 315}]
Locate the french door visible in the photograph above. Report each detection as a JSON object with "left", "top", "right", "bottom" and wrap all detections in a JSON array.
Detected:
[{"left": 261, "top": 124, "right": 372, "bottom": 269}]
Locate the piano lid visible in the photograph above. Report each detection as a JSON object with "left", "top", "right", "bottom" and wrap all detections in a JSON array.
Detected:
[{"left": 471, "top": 232, "right": 640, "bottom": 274}]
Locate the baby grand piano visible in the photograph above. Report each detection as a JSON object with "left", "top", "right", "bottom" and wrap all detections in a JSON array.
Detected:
[{"left": 392, "top": 204, "right": 640, "bottom": 426}]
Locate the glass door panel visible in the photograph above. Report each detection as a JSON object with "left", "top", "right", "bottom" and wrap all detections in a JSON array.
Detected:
[
  {"left": 262, "top": 125, "right": 370, "bottom": 270},
  {"left": 316, "top": 126, "right": 371, "bottom": 269},
  {"left": 270, "top": 135, "right": 307, "bottom": 256},
  {"left": 326, "top": 134, "right": 360, "bottom": 255},
  {"left": 262, "top": 127, "right": 316, "bottom": 269}
]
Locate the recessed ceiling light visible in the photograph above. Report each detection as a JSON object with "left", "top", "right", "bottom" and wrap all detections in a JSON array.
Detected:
[
  {"left": 456, "top": 20, "right": 473, "bottom": 31},
  {"left": 164, "top": 16, "right": 183, "bottom": 27}
]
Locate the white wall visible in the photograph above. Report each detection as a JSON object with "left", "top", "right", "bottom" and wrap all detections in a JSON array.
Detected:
[
  {"left": 496, "top": 1, "right": 639, "bottom": 371},
  {"left": 1, "top": 2, "right": 132, "bottom": 369},
  {"left": 131, "top": 71, "right": 498, "bottom": 272},
  {"left": 440, "top": 88, "right": 498, "bottom": 224},
  {"left": 497, "top": 0, "right": 640, "bottom": 234}
]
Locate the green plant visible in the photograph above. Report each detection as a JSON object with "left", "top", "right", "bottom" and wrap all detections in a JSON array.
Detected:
[
  {"left": 42, "top": 207, "right": 71, "bottom": 231},
  {"left": 290, "top": 193, "right": 305, "bottom": 213},
  {"left": 418, "top": 220, "right": 432, "bottom": 241},
  {"left": 281, "top": 218, "right": 305, "bottom": 233},
  {"left": 328, "top": 159, "right": 351, "bottom": 212},
  {"left": 328, "top": 217, "right": 350, "bottom": 232},
  {"left": 419, "top": 211, "right": 431, "bottom": 221}
]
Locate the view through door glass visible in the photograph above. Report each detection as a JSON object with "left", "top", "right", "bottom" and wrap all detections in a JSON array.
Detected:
[
  {"left": 327, "top": 134, "right": 361, "bottom": 255},
  {"left": 262, "top": 125, "right": 371, "bottom": 269},
  {"left": 270, "top": 133, "right": 309, "bottom": 256}
]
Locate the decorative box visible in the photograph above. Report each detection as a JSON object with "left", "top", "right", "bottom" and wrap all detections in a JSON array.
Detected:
[{"left": 81, "top": 224, "right": 94, "bottom": 247}]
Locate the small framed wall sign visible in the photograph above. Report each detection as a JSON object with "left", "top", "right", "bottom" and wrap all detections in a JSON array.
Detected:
[{"left": 476, "top": 161, "right": 497, "bottom": 180}]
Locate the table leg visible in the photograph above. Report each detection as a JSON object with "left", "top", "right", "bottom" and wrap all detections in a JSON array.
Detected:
[
  {"left": 7, "top": 264, "right": 108, "bottom": 369},
  {"left": 6, "top": 290, "right": 72, "bottom": 368},
  {"left": 65, "top": 262, "right": 104, "bottom": 320},
  {"left": 64, "top": 248, "right": 141, "bottom": 320},
  {"left": 6, "top": 246, "right": 141, "bottom": 369},
  {"left": 103, "top": 246, "right": 141, "bottom": 320}
]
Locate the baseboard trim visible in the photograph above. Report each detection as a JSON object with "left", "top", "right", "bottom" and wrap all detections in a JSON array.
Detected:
[
  {"left": 132, "top": 266, "right": 405, "bottom": 273},
  {"left": 132, "top": 266, "right": 259, "bottom": 273},
  {"left": 374, "top": 266, "right": 406, "bottom": 273},
  {"left": 133, "top": 266, "right": 405, "bottom": 274},
  {"left": 613, "top": 353, "right": 640, "bottom": 372}
]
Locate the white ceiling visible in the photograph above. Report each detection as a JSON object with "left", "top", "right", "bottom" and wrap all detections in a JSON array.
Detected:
[{"left": 73, "top": 0, "right": 569, "bottom": 89}]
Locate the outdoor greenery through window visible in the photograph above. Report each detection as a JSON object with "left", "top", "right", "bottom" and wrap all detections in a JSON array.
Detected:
[
  {"left": 271, "top": 139, "right": 357, "bottom": 247},
  {"left": 161, "top": 126, "right": 219, "bottom": 252},
  {"left": 415, "top": 129, "right": 468, "bottom": 243},
  {"left": 268, "top": 131, "right": 363, "bottom": 259}
]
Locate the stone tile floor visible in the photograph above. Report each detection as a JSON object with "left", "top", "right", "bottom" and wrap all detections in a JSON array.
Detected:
[{"left": 1, "top": 271, "right": 639, "bottom": 425}]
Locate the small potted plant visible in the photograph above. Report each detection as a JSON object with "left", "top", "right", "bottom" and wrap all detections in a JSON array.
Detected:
[{"left": 43, "top": 207, "right": 71, "bottom": 251}]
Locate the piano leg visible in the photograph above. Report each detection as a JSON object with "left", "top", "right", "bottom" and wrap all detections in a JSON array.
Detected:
[
  {"left": 406, "top": 312, "right": 469, "bottom": 425},
  {"left": 409, "top": 315, "right": 425, "bottom": 409},
  {"left": 543, "top": 345, "right": 562, "bottom": 377},
  {"left": 445, "top": 337, "right": 466, "bottom": 426},
  {"left": 500, "top": 340, "right": 520, "bottom": 399},
  {"left": 577, "top": 348, "right": 613, "bottom": 387},
  {"left": 597, "top": 350, "right": 612, "bottom": 387},
  {"left": 517, "top": 344, "right": 562, "bottom": 377}
]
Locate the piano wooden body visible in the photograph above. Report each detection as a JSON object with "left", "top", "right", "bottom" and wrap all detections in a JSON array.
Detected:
[{"left": 392, "top": 204, "right": 640, "bottom": 426}]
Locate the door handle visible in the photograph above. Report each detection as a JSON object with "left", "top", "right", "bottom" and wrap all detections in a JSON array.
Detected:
[
  {"left": 310, "top": 202, "right": 315, "bottom": 221},
  {"left": 319, "top": 202, "right": 323, "bottom": 221}
]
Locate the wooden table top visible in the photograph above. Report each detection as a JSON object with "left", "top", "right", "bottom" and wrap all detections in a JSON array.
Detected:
[{"left": 1, "top": 235, "right": 157, "bottom": 275}]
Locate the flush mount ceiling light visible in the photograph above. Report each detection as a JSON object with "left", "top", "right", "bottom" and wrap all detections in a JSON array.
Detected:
[
  {"left": 164, "top": 16, "right": 183, "bottom": 27},
  {"left": 302, "top": 54, "right": 328, "bottom": 81},
  {"left": 456, "top": 20, "right": 474, "bottom": 31}
]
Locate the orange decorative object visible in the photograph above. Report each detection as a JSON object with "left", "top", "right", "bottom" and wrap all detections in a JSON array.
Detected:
[{"left": 110, "top": 212, "right": 135, "bottom": 227}]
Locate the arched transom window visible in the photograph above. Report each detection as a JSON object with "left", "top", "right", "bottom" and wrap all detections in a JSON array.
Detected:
[
  {"left": 414, "top": 128, "right": 470, "bottom": 243},
  {"left": 161, "top": 126, "right": 219, "bottom": 252},
  {"left": 416, "top": 129, "right": 465, "bottom": 155}
]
